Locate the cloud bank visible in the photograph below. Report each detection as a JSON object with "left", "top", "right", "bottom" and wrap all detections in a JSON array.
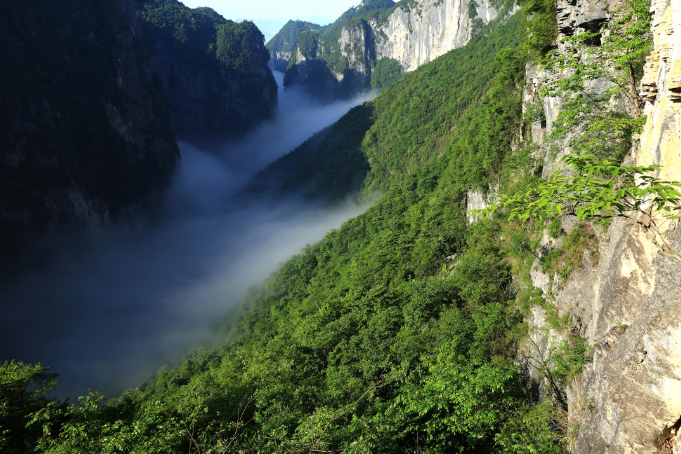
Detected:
[{"left": 0, "top": 72, "right": 375, "bottom": 400}]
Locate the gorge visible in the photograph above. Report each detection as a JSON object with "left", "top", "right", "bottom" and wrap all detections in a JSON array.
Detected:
[{"left": 2, "top": 0, "right": 681, "bottom": 452}]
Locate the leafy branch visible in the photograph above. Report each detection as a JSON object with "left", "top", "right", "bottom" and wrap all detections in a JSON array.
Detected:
[
  {"left": 262, "top": 376, "right": 398, "bottom": 453},
  {"left": 539, "top": 0, "right": 652, "bottom": 161},
  {"left": 475, "top": 154, "right": 681, "bottom": 259}
]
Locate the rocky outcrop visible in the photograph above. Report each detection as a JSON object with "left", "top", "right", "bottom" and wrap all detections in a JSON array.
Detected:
[
  {"left": 266, "top": 20, "right": 324, "bottom": 72},
  {"left": 522, "top": 0, "right": 681, "bottom": 451},
  {"left": 283, "top": 34, "right": 343, "bottom": 102},
  {"left": 142, "top": 0, "right": 277, "bottom": 139},
  {"left": 465, "top": 188, "right": 497, "bottom": 223},
  {"left": 280, "top": 0, "right": 502, "bottom": 100},
  {"left": 374, "top": 0, "right": 498, "bottom": 71},
  {"left": 0, "top": 0, "right": 179, "bottom": 261}
]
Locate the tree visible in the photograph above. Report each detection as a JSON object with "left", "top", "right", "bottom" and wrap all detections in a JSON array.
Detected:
[
  {"left": 0, "top": 361, "right": 62, "bottom": 454},
  {"left": 540, "top": 0, "right": 652, "bottom": 161},
  {"left": 370, "top": 58, "right": 403, "bottom": 91},
  {"left": 476, "top": 154, "right": 681, "bottom": 259}
]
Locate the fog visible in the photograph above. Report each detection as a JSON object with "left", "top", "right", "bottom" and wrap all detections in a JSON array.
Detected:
[{"left": 0, "top": 72, "right": 375, "bottom": 400}]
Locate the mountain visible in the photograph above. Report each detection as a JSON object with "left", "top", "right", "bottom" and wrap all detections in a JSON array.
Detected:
[
  {"left": 251, "top": 11, "right": 522, "bottom": 201},
  {"left": 142, "top": 0, "right": 278, "bottom": 140},
  {"left": 2, "top": 10, "right": 531, "bottom": 451},
  {"left": 0, "top": 0, "right": 179, "bottom": 262},
  {"left": 5, "top": 0, "right": 681, "bottom": 451},
  {"left": 266, "top": 20, "right": 325, "bottom": 71},
  {"left": 267, "top": 0, "right": 504, "bottom": 100}
]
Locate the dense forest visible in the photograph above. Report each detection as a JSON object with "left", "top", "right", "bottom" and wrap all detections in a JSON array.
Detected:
[
  {"left": 1, "top": 0, "right": 662, "bottom": 450},
  {"left": 250, "top": 5, "right": 520, "bottom": 202}
]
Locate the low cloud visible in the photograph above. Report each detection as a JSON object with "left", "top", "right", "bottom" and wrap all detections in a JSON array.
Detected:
[{"left": 0, "top": 72, "right": 375, "bottom": 400}]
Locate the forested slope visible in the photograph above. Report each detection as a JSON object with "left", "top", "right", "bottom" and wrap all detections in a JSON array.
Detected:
[
  {"left": 6, "top": 0, "right": 669, "bottom": 448},
  {"left": 2, "top": 8, "right": 574, "bottom": 453},
  {"left": 142, "top": 0, "right": 277, "bottom": 139},
  {"left": 266, "top": 20, "right": 324, "bottom": 71},
  {"left": 250, "top": 11, "right": 523, "bottom": 202}
]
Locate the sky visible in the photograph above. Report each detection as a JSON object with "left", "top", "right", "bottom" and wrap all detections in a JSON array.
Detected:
[{"left": 179, "top": 0, "right": 359, "bottom": 27}]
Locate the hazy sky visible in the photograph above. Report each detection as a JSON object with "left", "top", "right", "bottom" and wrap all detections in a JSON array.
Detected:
[{"left": 178, "top": 0, "right": 359, "bottom": 24}]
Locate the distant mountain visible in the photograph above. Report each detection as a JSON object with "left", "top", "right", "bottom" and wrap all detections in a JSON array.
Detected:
[
  {"left": 250, "top": 10, "right": 522, "bottom": 202},
  {"left": 142, "top": 0, "right": 278, "bottom": 140},
  {"left": 0, "top": 0, "right": 281, "bottom": 263},
  {"left": 266, "top": 20, "right": 325, "bottom": 72},
  {"left": 268, "top": 0, "right": 503, "bottom": 101},
  {"left": 252, "top": 19, "right": 288, "bottom": 37}
]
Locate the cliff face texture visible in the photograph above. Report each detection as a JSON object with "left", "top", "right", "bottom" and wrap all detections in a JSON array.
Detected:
[
  {"left": 266, "top": 20, "right": 324, "bottom": 72},
  {"left": 0, "top": 0, "right": 179, "bottom": 260},
  {"left": 521, "top": 0, "right": 681, "bottom": 451},
  {"left": 142, "top": 0, "right": 277, "bottom": 140},
  {"left": 373, "top": 0, "right": 498, "bottom": 71},
  {"left": 278, "top": 0, "right": 501, "bottom": 100}
]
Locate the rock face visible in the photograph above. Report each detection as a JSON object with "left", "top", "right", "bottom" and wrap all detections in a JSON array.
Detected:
[
  {"left": 142, "top": 0, "right": 277, "bottom": 140},
  {"left": 266, "top": 20, "right": 324, "bottom": 72},
  {"left": 0, "top": 0, "right": 179, "bottom": 260},
  {"left": 521, "top": 0, "right": 681, "bottom": 451},
  {"left": 277, "top": 0, "right": 501, "bottom": 100},
  {"left": 465, "top": 188, "right": 497, "bottom": 224},
  {"left": 374, "top": 0, "right": 498, "bottom": 71}
]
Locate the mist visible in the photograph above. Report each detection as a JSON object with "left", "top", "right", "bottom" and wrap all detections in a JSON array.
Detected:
[{"left": 0, "top": 72, "right": 376, "bottom": 400}]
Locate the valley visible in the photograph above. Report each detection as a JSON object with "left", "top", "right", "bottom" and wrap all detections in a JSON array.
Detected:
[{"left": 2, "top": 0, "right": 680, "bottom": 452}]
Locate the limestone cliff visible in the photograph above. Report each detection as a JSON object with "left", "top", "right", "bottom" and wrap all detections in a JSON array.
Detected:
[
  {"left": 142, "top": 0, "right": 277, "bottom": 140},
  {"left": 373, "top": 0, "right": 499, "bottom": 71},
  {"left": 0, "top": 0, "right": 179, "bottom": 261},
  {"left": 276, "top": 0, "right": 502, "bottom": 100},
  {"left": 517, "top": 0, "right": 681, "bottom": 451}
]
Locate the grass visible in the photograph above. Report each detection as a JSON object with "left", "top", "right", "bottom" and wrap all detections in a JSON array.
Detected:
[{"left": 541, "top": 224, "right": 599, "bottom": 281}]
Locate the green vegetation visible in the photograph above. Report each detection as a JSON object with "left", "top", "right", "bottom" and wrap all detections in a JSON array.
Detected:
[
  {"left": 540, "top": 0, "right": 652, "bottom": 161},
  {"left": 142, "top": 0, "right": 277, "bottom": 135},
  {"left": 257, "top": 12, "right": 525, "bottom": 201},
  {"left": 3, "top": 9, "right": 575, "bottom": 452},
  {"left": 265, "top": 20, "right": 324, "bottom": 59},
  {"left": 280, "top": 0, "right": 404, "bottom": 98},
  {"left": 1, "top": 0, "right": 658, "bottom": 451},
  {"left": 540, "top": 224, "right": 599, "bottom": 281},
  {"left": 0, "top": 362, "right": 63, "bottom": 454},
  {"left": 478, "top": 154, "right": 681, "bottom": 258},
  {"left": 370, "top": 58, "right": 404, "bottom": 90}
]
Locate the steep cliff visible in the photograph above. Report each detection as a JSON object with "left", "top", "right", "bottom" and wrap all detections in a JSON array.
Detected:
[
  {"left": 272, "top": 0, "right": 504, "bottom": 100},
  {"left": 516, "top": 0, "right": 681, "bottom": 451},
  {"left": 266, "top": 20, "right": 324, "bottom": 72},
  {"left": 374, "top": 0, "right": 500, "bottom": 71},
  {"left": 142, "top": 0, "right": 277, "bottom": 140},
  {"left": 0, "top": 0, "right": 179, "bottom": 261}
]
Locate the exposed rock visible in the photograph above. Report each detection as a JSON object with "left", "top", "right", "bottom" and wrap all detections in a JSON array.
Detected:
[
  {"left": 522, "top": 0, "right": 681, "bottom": 451},
  {"left": 465, "top": 187, "right": 497, "bottom": 224},
  {"left": 266, "top": 20, "right": 324, "bottom": 72},
  {"left": 280, "top": 0, "right": 503, "bottom": 100},
  {"left": 638, "top": 0, "right": 681, "bottom": 180},
  {"left": 574, "top": 227, "right": 681, "bottom": 454},
  {"left": 375, "top": 0, "right": 499, "bottom": 71},
  {"left": 284, "top": 45, "right": 341, "bottom": 102}
]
